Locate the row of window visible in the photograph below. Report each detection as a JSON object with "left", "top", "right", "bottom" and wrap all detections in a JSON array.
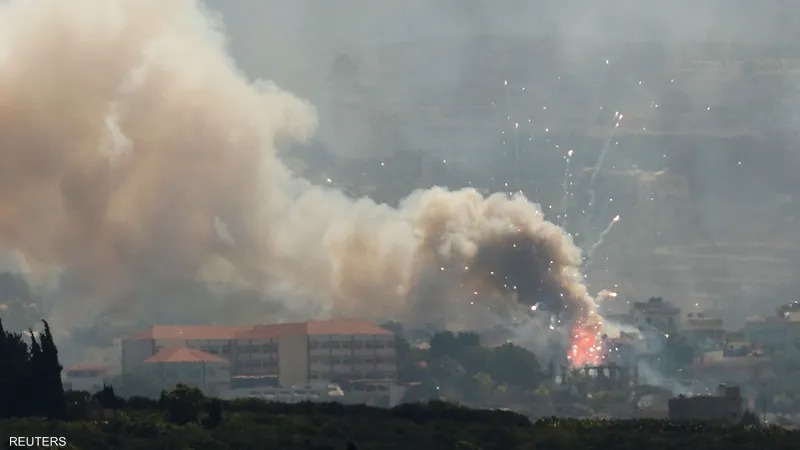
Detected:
[
  {"left": 309, "top": 370, "right": 396, "bottom": 379},
  {"left": 310, "top": 356, "right": 395, "bottom": 365},
  {"left": 237, "top": 344, "right": 278, "bottom": 354},
  {"left": 309, "top": 340, "right": 394, "bottom": 350}
]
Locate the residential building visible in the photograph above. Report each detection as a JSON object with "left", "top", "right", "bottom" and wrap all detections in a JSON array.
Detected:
[
  {"left": 693, "top": 350, "right": 774, "bottom": 384},
  {"left": 681, "top": 312, "right": 725, "bottom": 344},
  {"left": 668, "top": 385, "right": 743, "bottom": 423},
  {"left": 122, "top": 319, "right": 398, "bottom": 397},
  {"left": 630, "top": 297, "right": 681, "bottom": 334},
  {"left": 145, "top": 347, "right": 230, "bottom": 396},
  {"left": 62, "top": 364, "right": 108, "bottom": 393},
  {"left": 744, "top": 302, "right": 800, "bottom": 357}
]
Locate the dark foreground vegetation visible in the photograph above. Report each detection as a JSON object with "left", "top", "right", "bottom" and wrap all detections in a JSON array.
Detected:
[
  {"left": 2, "top": 392, "right": 799, "bottom": 450},
  {"left": 3, "top": 317, "right": 799, "bottom": 449}
]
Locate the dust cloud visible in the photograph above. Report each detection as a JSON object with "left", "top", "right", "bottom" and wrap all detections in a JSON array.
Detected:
[{"left": 0, "top": 0, "right": 598, "bottom": 333}]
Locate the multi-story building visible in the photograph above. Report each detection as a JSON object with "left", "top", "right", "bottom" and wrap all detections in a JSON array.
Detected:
[
  {"left": 630, "top": 297, "right": 681, "bottom": 335},
  {"left": 744, "top": 302, "right": 800, "bottom": 357},
  {"left": 121, "top": 319, "right": 397, "bottom": 394},
  {"left": 681, "top": 312, "right": 726, "bottom": 345}
]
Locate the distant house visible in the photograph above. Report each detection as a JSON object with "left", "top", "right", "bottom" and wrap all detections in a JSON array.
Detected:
[
  {"left": 62, "top": 364, "right": 109, "bottom": 393},
  {"left": 744, "top": 302, "right": 800, "bottom": 357},
  {"left": 681, "top": 312, "right": 725, "bottom": 344},
  {"left": 630, "top": 297, "right": 680, "bottom": 334},
  {"left": 668, "top": 385, "right": 743, "bottom": 423}
]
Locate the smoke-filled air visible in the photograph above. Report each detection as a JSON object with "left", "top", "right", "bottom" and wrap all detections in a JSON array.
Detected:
[{"left": 0, "top": 0, "right": 603, "bottom": 363}]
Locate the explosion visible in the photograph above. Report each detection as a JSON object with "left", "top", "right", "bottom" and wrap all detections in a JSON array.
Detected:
[
  {"left": 0, "top": 0, "right": 607, "bottom": 364},
  {"left": 568, "top": 313, "right": 605, "bottom": 367}
]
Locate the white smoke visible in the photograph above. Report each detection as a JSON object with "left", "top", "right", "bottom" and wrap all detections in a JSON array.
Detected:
[{"left": 0, "top": 0, "right": 601, "bottom": 334}]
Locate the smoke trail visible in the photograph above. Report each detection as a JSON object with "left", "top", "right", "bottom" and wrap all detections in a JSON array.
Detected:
[
  {"left": 0, "top": 0, "right": 603, "bottom": 334},
  {"left": 559, "top": 149, "right": 574, "bottom": 226},
  {"left": 585, "top": 215, "right": 620, "bottom": 271},
  {"left": 587, "top": 112, "right": 623, "bottom": 216}
]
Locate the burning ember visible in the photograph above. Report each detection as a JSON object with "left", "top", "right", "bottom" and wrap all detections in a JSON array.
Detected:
[{"left": 568, "top": 314, "right": 604, "bottom": 367}]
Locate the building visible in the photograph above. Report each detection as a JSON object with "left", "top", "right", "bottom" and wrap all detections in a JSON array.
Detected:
[
  {"left": 630, "top": 297, "right": 681, "bottom": 334},
  {"left": 122, "top": 319, "right": 398, "bottom": 399},
  {"left": 144, "top": 347, "right": 230, "bottom": 396},
  {"left": 693, "top": 350, "right": 773, "bottom": 384},
  {"left": 62, "top": 364, "right": 109, "bottom": 393},
  {"left": 681, "top": 312, "right": 725, "bottom": 344},
  {"left": 744, "top": 302, "right": 800, "bottom": 357},
  {"left": 668, "top": 385, "right": 743, "bottom": 423}
]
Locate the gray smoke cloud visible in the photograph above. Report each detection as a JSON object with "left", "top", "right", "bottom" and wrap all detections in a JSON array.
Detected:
[{"left": 0, "top": 0, "right": 601, "bottom": 334}]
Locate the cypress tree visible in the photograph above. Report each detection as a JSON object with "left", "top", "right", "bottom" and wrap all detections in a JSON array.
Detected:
[
  {"left": 0, "top": 319, "right": 29, "bottom": 418},
  {"left": 27, "top": 328, "right": 44, "bottom": 417},
  {"left": 40, "top": 320, "right": 66, "bottom": 419}
]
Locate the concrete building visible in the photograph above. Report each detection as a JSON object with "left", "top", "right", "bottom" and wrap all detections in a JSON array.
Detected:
[
  {"left": 744, "top": 302, "right": 800, "bottom": 357},
  {"left": 144, "top": 347, "right": 230, "bottom": 396},
  {"left": 630, "top": 297, "right": 681, "bottom": 334},
  {"left": 62, "top": 364, "right": 109, "bottom": 393},
  {"left": 668, "top": 385, "right": 743, "bottom": 423},
  {"left": 681, "top": 312, "right": 725, "bottom": 345},
  {"left": 693, "top": 350, "right": 774, "bottom": 384},
  {"left": 122, "top": 319, "right": 398, "bottom": 398}
]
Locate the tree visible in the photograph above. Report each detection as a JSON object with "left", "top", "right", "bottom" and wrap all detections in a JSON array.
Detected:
[
  {"left": 39, "top": 320, "right": 66, "bottom": 419},
  {"left": 94, "top": 385, "right": 122, "bottom": 410},
  {"left": 203, "top": 398, "right": 223, "bottom": 429},
  {"left": 489, "top": 343, "right": 542, "bottom": 389},
  {"left": 0, "top": 318, "right": 29, "bottom": 418},
  {"left": 0, "top": 319, "right": 65, "bottom": 419},
  {"left": 429, "top": 331, "right": 459, "bottom": 359},
  {"left": 160, "top": 384, "right": 206, "bottom": 425}
]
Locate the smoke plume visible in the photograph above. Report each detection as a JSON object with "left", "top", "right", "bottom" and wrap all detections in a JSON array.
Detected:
[{"left": 0, "top": 0, "right": 598, "bottom": 331}]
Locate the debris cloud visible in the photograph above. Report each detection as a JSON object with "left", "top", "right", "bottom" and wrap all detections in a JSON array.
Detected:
[{"left": 0, "top": 0, "right": 601, "bottom": 344}]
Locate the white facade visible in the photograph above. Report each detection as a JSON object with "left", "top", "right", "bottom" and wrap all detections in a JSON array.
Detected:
[
  {"left": 121, "top": 320, "right": 398, "bottom": 393},
  {"left": 630, "top": 298, "right": 681, "bottom": 334}
]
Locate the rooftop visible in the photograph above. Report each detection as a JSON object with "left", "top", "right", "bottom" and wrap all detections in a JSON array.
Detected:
[
  {"left": 127, "top": 319, "right": 393, "bottom": 341},
  {"left": 65, "top": 363, "right": 108, "bottom": 373},
  {"left": 127, "top": 325, "right": 251, "bottom": 341},
  {"left": 145, "top": 347, "right": 229, "bottom": 364}
]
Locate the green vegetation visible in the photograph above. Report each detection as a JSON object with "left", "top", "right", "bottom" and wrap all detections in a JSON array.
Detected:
[
  {"left": 0, "top": 318, "right": 66, "bottom": 419},
  {"left": 2, "top": 392, "right": 797, "bottom": 450},
  {"left": 399, "top": 330, "right": 545, "bottom": 406},
  {"left": 2, "top": 316, "right": 799, "bottom": 448}
]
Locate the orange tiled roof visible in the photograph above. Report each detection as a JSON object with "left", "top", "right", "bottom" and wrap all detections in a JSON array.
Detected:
[
  {"left": 305, "top": 319, "right": 392, "bottom": 336},
  {"left": 235, "top": 322, "right": 306, "bottom": 339},
  {"left": 66, "top": 363, "right": 108, "bottom": 373},
  {"left": 127, "top": 319, "right": 392, "bottom": 341},
  {"left": 127, "top": 325, "right": 251, "bottom": 340},
  {"left": 145, "top": 347, "right": 229, "bottom": 364}
]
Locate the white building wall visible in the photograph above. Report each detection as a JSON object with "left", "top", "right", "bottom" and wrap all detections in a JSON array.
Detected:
[{"left": 121, "top": 339, "right": 156, "bottom": 374}]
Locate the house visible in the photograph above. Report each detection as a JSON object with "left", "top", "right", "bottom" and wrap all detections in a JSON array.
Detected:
[
  {"left": 630, "top": 297, "right": 681, "bottom": 334},
  {"left": 681, "top": 312, "right": 725, "bottom": 345},
  {"left": 62, "top": 364, "right": 108, "bottom": 393},
  {"left": 668, "top": 385, "right": 743, "bottom": 423}
]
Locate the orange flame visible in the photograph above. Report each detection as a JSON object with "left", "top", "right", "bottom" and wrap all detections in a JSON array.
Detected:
[{"left": 568, "top": 317, "right": 604, "bottom": 367}]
